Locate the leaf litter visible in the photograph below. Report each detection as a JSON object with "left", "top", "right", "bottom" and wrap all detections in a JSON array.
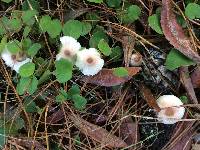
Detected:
[{"left": 0, "top": 0, "right": 200, "bottom": 149}]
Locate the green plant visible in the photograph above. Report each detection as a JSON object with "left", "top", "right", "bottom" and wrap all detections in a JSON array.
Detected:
[{"left": 165, "top": 49, "right": 195, "bottom": 70}]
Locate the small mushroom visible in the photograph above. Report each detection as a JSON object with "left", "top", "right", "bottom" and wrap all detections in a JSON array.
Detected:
[
  {"left": 130, "top": 53, "right": 142, "bottom": 66},
  {"left": 156, "top": 95, "right": 185, "bottom": 124},
  {"left": 75, "top": 48, "right": 104, "bottom": 76},
  {"left": 1, "top": 49, "right": 31, "bottom": 73},
  {"left": 56, "top": 36, "right": 81, "bottom": 61}
]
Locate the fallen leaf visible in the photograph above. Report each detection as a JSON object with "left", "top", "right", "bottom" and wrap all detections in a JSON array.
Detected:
[
  {"left": 11, "top": 139, "right": 46, "bottom": 150},
  {"left": 140, "top": 84, "right": 161, "bottom": 112},
  {"left": 161, "top": 0, "right": 200, "bottom": 63},
  {"left": 162, "top": 120, "right": 195, "bottom": 150},
  {"left": 179, "top": 67, "right": 198, "bottom": 104},
  {"left": 46, "top": 109, "right": 64, "bottom": 124},
  {"left": 81, "top": 67, "right": 141, "bottom": 87},
  {"left": 69, "top": 114, "right": 128, "bottom": 148},
  {"left": 191, "top": 66, "right": 200, "bottom": 88},
  {"left": 119, "top": 117, "right": 139, "bottom": 146}
]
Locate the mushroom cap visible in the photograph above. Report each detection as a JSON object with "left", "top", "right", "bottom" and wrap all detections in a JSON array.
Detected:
[
  {"left": 130, "top": 53, "right": 142, "bottom": 66},
  {"left": 56, "top": 36, "right": 81, "bottom": 61},
  {"left": 1, "top": 48, "right": 32, "bottom": 73},
  {"left": 75, "top": 48, "right": 104, "bottom": 76},
  {"left": 156, "top": 95, "right": 185, "bottom": 124}
]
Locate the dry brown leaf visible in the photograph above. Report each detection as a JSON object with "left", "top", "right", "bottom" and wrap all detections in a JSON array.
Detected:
[
  {"left": 161, "top": 0, "right": 200, "bottom": 63},
  {"left": 119, "top": 117, "right": 139, "bottom": 146},
  {"left": 179, "top": 67, "right": 198, "bottom": 104},
  {"left": 69, "top": 114, "right": 128, "bottom": 148},
  {"left": 81, "top": 67, "right": 141, "bottom": 87},
  {"left": 9, "top": 139, "right": 46, "bottom": 150},
  {"left": 46, "top": 109, "right": 64, "bottom": 124},
  {"left": 162, "top": 121, "right": 195, "bottom": 150},
  {"left": 191, "top": 66, "right": 200, "bottom": 88},
  {"left": 140, "top": 84, "right": 161, "bottom": 112}
]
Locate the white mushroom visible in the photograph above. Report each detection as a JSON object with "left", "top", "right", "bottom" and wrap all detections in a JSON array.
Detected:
[
  {"left": 75, "top": 48, "right": 104, "bottom": 76},
  {"left": 156, "top": 95, "right": 185, "bottom": 124},
  {"left": 1, "top": 48, "right": 31, "bottom": 73},
  {"left": 56, "top": 36, "right": 81, "bottom": 61}
]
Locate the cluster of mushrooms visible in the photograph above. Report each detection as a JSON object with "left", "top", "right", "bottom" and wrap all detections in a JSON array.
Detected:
[{"left": 0, "top": 36, "right": 185, "bottom": 124}]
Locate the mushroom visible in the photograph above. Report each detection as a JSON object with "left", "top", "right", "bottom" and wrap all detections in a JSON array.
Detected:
[
  {"left": 1, "top": 48, "right": 31, "bottom": 73},
  {"left": 56, "top": 36, "right": 81, "bottom": 61},
  {"left": 156, "top": 95, "right": 185, "bottom": 124},
  {"left": 130, "top": 53, "right": 142, "bottom": 66},
  {"left": 75, "top": 48, "right": 104, "bottom": 76}
]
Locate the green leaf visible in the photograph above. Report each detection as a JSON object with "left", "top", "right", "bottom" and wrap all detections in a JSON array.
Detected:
[
  {"left": 23, "top": 26, "right": 31, "bottom": 37},
  {"left": 1, "top": 0, "right": 13, "bottom": 3},
  {"left": 8, "top": 18, "right": 22, "bottom": 31},
  {"left": 56, "top": 89, "right": 68, "bottom": 103},
  {"left": 17, "top": 76, "right": 38, "bottom": 95},
  {"left": 72, "top": 94, "right": 87, "bottom": 110},
  {"left": 22, "top": 10, "right": 37, "bottom": 25},
  {"left": 98, "top": 39, "right": 111, "bottom": 56},
  {"left": 63, "top": 20, "right": 83, "bottom": 39},
  {"left": 6, "top": 40, "right": 21, "bottom": 54},
  {"left": 148, "top": 14, "right": 163, "bottom": 34},
  {"left": 19, "top": 62, "right": 35, "bottom": 77},
  {"left": 0, "top": 37, "right": 7, "bottom": 53},
  {"left": 0, "top": 23, "right": 6, "bottom": 35},
  {"left": 28, "top": 76, "right": 38, "bottom": 94},
  {"left": 86, "top": 12, "right": 100, "bottom": 26},
  {"left": 27, "top": 43, "right": 41, "bottom": 57},
  {"left": 46, "top": 19, "right": 62, "bottom": 38},
  {"left": 89, "top": 28, "right": 108, "bottom": 48},
  {"left": 23, "top": 97, "right": 38, "bottom": 112},
  {"left": 177, "top": 15, "right": 187, "bottom": 28},
  {"left": 179, "top": 96, "right": 188, "bottom": 104},
  {"left": 106, "top": 0, "right": 121, "bottom": 8},
  {"left": 81, "top": 22, "right": 92, "bottom": 36},
  {"left": 22, "top": 0, "right": 40, "bottom": 11},
  {"left": 86, "top": 0, "right": 103, "bottom": 3},
  {"left": 165, "top": 49, "right": 195, "bottom": 70},
  {"left": 21, "top": 38, "right": 32, "bottom": 50},
  {"left": 68, "top": 85, "right": 80, "bottom": 97},
  {"left": 0, "top": 134, "right": 5, "bottom": 149},
  {"left": 39, "top": 15, "right": 52, "bottom": 32},
  {"left": 185, "top": 3, "right": 200, "bottom": 19},
  {"left": 38, "top": 69, "right": 52, "bottom": 85},
  {"left": 17, "top": 77, "right": 30, "bottom": 95},
  {"left": 117, "top": 5, "right": 141, "bottom": 24},
  {"left": 0, "top": 17, "right": 8, "bottom": 35},
  {"left": 113, "top": 67, "right": 128, "bottom": 77},
  {"left": 55, "top": 59, "right": 73, "bottom": 83},
  {"left": 109, "top": 46, "right": 123, "bottom": 61}
]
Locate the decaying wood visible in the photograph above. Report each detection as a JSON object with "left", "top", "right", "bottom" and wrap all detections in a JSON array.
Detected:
[
  {"left": 69, "top": 114, "right": 128, "bottom": 148},
  {"left": 161, "top": 0, "right": 200, "bottom": 63}
]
